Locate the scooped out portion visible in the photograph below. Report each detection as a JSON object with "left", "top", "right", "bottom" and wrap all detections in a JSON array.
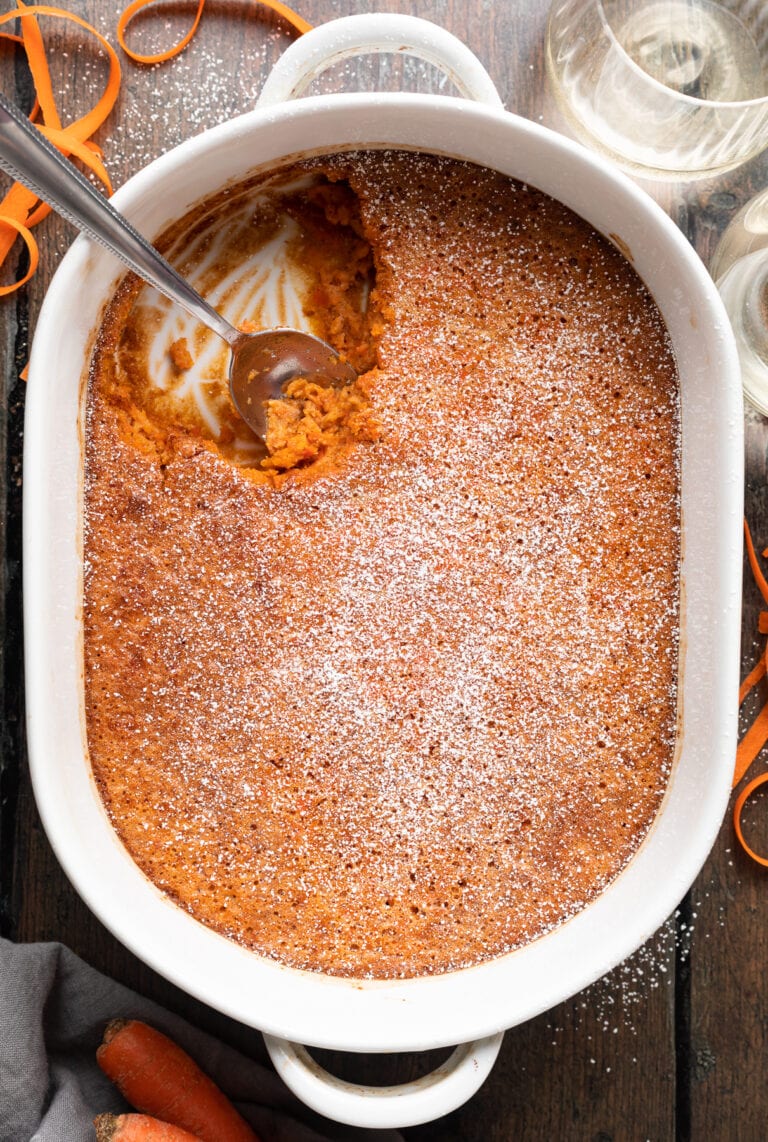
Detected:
[
  {"left": 96, "top": 173, "right": 386, "bottom": 480},
  {"left": 262, "top": 375, "right": 380, "bottom": 471}
]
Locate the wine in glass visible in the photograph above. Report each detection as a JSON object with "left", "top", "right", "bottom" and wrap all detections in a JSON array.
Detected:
[{"left": 546, "top": 0, "right": 768, "bottom": 179}]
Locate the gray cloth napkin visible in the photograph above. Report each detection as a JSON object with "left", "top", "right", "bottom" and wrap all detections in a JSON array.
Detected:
[{"left": 0, "top": 937, "right": 404, "bottom": 1142}]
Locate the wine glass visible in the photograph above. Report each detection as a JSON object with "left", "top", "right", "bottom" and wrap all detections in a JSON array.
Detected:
[
  {"left": 711, "top": 190, "right": 768, "bottom": 415},
  {"left": 546, "top": 0, "right": 768, "bottom": 180}
]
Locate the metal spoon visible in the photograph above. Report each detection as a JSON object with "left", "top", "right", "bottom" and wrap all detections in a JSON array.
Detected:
[{"left": 0, "top": 91, "right": 357, "bottom": 441}]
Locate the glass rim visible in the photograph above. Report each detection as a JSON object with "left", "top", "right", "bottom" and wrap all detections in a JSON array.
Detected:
[{"left": 593, "top": 0, "right": 768, "bottom": 111}]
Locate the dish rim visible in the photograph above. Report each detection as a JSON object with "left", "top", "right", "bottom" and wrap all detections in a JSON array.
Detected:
[{"left": 23, "top": 91, "right": 743, "bottom": 1052}]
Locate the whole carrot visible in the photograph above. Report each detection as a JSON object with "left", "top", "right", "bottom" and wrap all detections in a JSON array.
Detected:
[
  {"left": 94, "top": 1114, "right": 202, "bottom": 1141},
  {"left": 97, "top": 1020, "right": 260, "bottom": 1142}
]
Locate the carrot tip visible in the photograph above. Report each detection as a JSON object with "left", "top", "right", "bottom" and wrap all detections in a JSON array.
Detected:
[{"left": 102, "top": 1017, "right": 130, "bottom": 1044}]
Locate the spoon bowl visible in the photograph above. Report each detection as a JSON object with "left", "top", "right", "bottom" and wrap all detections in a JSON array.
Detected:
[
  {"left": 229, "top": 328, "right": 358, "bottom": 441},
  {"left": 0, "top": 91, "right": 356, "bottom": 441}
]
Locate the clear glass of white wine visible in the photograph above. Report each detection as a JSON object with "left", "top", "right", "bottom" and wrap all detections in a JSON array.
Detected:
[
  {"left": 711, "top": 190, "right": 768, "bottom": 415},
  {"left": 546, "top": 0, "right": 768, "bottom": 180}
]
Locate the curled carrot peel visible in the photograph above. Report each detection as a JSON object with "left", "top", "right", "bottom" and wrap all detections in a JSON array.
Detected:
[
  {"left": 0, "top": 214, "right": 38, "bottom": 293},
  {"left": 0, "top": 1, "right": 120, "bottom": 295},
  {"left": 733, "top": 518, "right": 768, "bottom": 866},
  {"left": 734, "top": 772, "right": 768, "bottom": 869},
  {"left": 0, "top": 1, "right": 310, "bottom": 298},
  {"left": 117, "top": 0, "right": 311, "bottom": 64},
  {"left": 97, "top": 1019, "right": 261, "bottom": 1142}
]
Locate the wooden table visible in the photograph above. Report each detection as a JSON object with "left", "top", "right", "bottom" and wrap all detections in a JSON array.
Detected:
[{"left": 2, "top": 2, "right": 767, "bottom": 1138}]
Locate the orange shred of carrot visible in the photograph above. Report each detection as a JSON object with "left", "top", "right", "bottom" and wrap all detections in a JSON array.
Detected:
[
  {"left": 744, "top": 516, "right": 768, "bottom": 605},
  {"left": 17, "top": 0, "right": 62, "bottom": 129},
  {"left": 117, "top": 0, "right": 311, "bottom": 64},
  {"left": 739, "top": 655, "right": 766, "bottom": 705},
  {"left": 734, "top": 771, "right": 768, "bottom": 868},
  {"left": 0, "top": 215, "right": 38, "bottom": 295},
  {"left": 0, "top": 0, "right": 310, "bottom": 302},
  {"left": 733, "top": 518, "right": 768, "bottom": 865},
  {"left": 0, "top": 2, "right": 121, "bottom": 296}
]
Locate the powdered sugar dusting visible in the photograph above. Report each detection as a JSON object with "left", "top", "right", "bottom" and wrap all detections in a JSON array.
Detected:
[{"left": 84, "top": 151, "right": 681, "bottom": 979}]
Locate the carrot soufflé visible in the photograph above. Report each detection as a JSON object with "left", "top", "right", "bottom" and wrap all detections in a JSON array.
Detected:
[{"left": 84, "top": 150, "right": 680, "bottom": 979}]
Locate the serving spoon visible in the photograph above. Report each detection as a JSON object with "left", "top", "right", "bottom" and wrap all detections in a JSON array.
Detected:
[{"left": 0, "top": 91, "right": 357, "bottom": 442}]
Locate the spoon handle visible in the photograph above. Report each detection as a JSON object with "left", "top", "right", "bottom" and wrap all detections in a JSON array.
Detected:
[{"left": 0, "top": 91, "right": 239, "bottom": 347}]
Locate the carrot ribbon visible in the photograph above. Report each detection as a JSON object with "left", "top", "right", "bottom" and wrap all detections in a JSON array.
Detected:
[
  {"left": 117, "top": 0, "right": 311, "bottom": 64},
  {"left": 733, "top": 518, "right": 768, "bottom": 867},
  {"left": 0, "top": 1, "right": 121, "bottom": 295},
  {"left": 0, "top": 0, "right": 310, "bottom": 296}
]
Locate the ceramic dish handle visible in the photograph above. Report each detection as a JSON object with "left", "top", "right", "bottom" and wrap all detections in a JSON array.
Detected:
[
  {"left": 256, "top": 13, "right": 504, "bottom": 109},
  {"left": 257, "top": 13, "right": 503, "bottom": 1129},
  {"left": 263, "top": 1031, "right": 504, "bottom": 1129}
]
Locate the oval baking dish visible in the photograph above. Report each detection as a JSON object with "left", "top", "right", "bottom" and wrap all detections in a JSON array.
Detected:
[{"left": 23, "top": 13, "right": 743, "bottom": 1129}]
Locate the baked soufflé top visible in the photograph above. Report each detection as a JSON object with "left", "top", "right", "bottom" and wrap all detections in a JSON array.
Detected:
[{"left": 84, "top": 151, "right": 680, "bottom": 978}]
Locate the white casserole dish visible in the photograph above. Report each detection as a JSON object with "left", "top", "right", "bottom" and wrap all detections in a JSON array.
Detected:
[{"left": 23, "top": 13, "right": 743, "bottom": 1130}]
